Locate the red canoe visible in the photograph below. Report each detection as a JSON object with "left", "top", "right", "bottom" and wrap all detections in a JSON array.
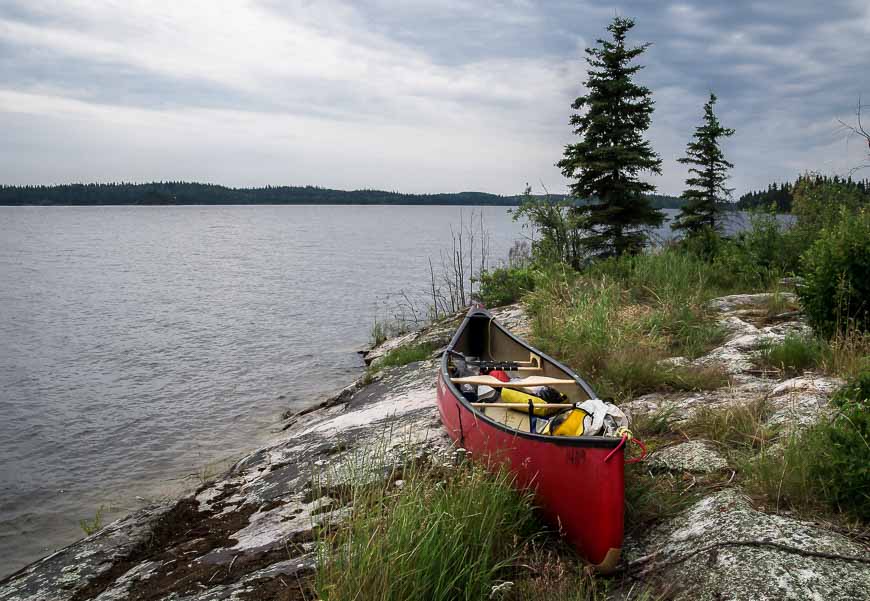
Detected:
[{"left": 436, "top": 307, "right": 625, "bottom": 572}]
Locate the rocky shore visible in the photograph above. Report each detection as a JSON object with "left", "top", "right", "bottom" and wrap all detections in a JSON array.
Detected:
[{"left": 1, "top": 297, "right": 867, "bottom": 601}]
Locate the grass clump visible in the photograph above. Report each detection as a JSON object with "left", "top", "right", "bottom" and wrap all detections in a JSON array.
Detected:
[
  {"left": 375, "top": 342, "right": 435, "bottom": 370},
  {"left": 315, "top": 456, "right": 535, "bottom": 601},
  {"left": 744, "top": 372, "right": 870, "bottom": 521},
  {"left": 362, "top": 341, "right": 436, "bottom": 385},
  {"left": 505, "top": 544, "right": 662, "bottom": 600},
  {"left": 79, "top": 505, "right": 105, "bottom": 536},
  {"left": 760, "top": 286, "right": 799, "bottom": 318},
  {"left": 754, "top": 331, "right": 870, "bottom": 379},
  {"left": 624, "top": 466, "right": 699, "bottom": 535},
  {"left": 824, "top": 330, "right": 870, "bottom": 379},
  {"left": 754, "top": 334, "right": 831, "bottom": 377},
  {"left": 369, "top": 317, "right": 413, "bottom": 347},
  {"left": 370, "top": 319, "right": 389, "bottom": 347},
  {"left": 682, "top": 398, "right": 777, "bottom": 453},
  {"left": 526, "top": 253, "right": 732, "bottom": 401},
  {"left": 630, "top": 406, "right": 678, "bottom": 439}
]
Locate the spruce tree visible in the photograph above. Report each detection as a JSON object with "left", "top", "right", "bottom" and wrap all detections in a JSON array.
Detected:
[
  {"left": 557, "top": 16, "right": 663, "bottom": 259},
  {"left": 674, "top": 93, "right": 735, "bottom": 235}
]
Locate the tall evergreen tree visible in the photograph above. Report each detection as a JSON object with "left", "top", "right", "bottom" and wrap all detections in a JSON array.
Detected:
[
  {"left": 674, "top": 93, "right": 735, "bottom": 234},
  {"left": 557, "top": 16, "right": 663, "bottom": 258}
]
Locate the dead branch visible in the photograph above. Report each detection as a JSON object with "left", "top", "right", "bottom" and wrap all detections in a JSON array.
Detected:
[{"left": 837, "top": 95, "right": 870, "bottom": 175}]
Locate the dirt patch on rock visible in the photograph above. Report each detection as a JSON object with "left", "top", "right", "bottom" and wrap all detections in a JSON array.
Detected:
[{"left": 70, "top": 486, "right": 268, "bottom": 601}]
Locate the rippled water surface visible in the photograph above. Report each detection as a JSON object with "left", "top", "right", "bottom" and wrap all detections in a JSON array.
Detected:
[{"left": 0, "top": 205, "right": 534, "bottom": 577}]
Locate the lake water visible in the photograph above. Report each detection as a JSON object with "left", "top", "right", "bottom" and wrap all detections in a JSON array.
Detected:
[{"left": 0, "top": 205, "right": 736, "bottom": 577}]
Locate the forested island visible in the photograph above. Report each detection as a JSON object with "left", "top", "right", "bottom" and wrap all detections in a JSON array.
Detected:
[
  {"left": 0, "top": 181, "right": 687, "bottom": 208},
  {"left": 737, "top": 175, "right": 869, "bottom": 211},
  {"left": 7, "top": 178, "right": 870, "bottom": 211}
]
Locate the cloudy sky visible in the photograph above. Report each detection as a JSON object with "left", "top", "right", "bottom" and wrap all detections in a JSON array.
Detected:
[{"left": 1, "top": 1, "right": 868, "bottom": 196}]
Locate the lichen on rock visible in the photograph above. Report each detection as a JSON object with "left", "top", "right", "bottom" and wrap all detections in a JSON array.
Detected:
[
  {"left": 647, "top": 440, "right": 729, "bottom": 474},
  {"left": 626, "top": 490, "right": 870, "bottom": 601}
]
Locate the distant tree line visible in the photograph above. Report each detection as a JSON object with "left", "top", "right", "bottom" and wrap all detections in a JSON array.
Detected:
[
  {"left": 0, "top": 181, "right": 684, "bottom": 208},
  {"left": 737, "top": 175, "right": 870, "bottom": 212}
]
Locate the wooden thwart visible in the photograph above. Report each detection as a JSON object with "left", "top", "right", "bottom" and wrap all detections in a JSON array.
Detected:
[{"left": 451, "top": 375, "right": 576, "bottom": 387}]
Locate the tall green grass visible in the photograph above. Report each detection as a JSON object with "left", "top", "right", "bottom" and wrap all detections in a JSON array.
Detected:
[
  {"left": 526, "top": 251, "right": 731, "bottom": 400},
  {"left": 315, "top": 455, "right": 535, "bottom": 601},
  {"left": 754, "top": 331, "right": 870, "bottom": 379},
  {"left": 683, "top": 398, "right": 778, "bottom": 453},
  {"left": 755, "top": 334, "right": 831, "bottom": 376}
]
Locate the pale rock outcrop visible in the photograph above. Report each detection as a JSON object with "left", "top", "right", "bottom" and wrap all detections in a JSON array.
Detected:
[
  {"left": 3, "top": 300, "right": 865, "bottom": 601},
  {"left": 626, "top": 490, "right": 869, "bottom": 601},
  {"left": 647, "top": 440, "right": 729, "bottom": 474}
]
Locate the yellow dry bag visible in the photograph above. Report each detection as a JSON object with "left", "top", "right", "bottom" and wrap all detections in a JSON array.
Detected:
[
  {"left": 545, "top": 408, "right": 589, "bottom": 436},
  {"left": 500, "top": 388, "right": 563, "bottom": 416}
]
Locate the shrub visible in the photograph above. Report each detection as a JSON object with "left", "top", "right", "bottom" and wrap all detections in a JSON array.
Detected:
[
  {"left": 791, "top": 176, "right": 868, "bottom": 238},
  {"left": 832, "top": 370, "right": 870, "bottom": 406},
  {"left": 511, "top": 187, "right": 584, "bottom": 268},
  {"left": 798, "top": 209, "right": 870, "bottom": 337},
  {"left": 755, "top": 334, "right": 831, "bottom": 376},
  {"left": 678, "top": 225, "right": 725, "bottom": 260},
  {"left": 477, "top": 267, "right": 536, "bottom": 307},
  {"left": 709, "top": 209, "right": 796, "bottom": 288}
]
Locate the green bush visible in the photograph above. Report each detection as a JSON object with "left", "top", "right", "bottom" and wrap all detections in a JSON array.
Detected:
[
  {"left": 832, "top": 370, "right": 870, "bottom": 406},
  {"left": 709, "top": 209, "right": 795, "bottom": 288},
  {"left": 791, "top": 176, "right": 868, "bottom": 238},
  {"left": 806, "top": 396, "right": 869, "bottom": 522},
  {"left": 798, "top": 209, "right": 870, "bottom": 337},
  {"left": 510, "top": 187, "right": 584, "bottom": 268},
  {"left": 477, "top": 266, "right": 536, "bottom": 307},
  {"left": 678, "top": 225, "right": 725, "bottom": 260}
]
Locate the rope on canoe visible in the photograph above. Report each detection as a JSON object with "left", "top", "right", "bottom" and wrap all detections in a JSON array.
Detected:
[{"left": 604, "top": 428, "right": 647, "bottom": 463}]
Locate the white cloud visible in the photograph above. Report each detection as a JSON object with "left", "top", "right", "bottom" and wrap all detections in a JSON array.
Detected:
[
  {"left": 0, "top": 0, "right": 584, "bottom": 192},
  {"left": 1, "top": 0, "right": 868, "bottom": 194}
]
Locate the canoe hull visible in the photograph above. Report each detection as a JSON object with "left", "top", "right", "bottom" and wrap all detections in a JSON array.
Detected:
[{"left": 436, "top": 309, "right": 624, "bottom": 571}]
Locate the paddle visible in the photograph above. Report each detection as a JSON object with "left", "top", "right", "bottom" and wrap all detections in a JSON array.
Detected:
[
  {"left": 451, "top": 375, "right": 576, "bottom": 387},
  {"left": 470, "top": 402, "right": 575, "bottom": 409}
]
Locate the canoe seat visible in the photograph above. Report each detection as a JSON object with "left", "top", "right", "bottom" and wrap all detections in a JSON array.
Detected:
[{"left": 481, "top": 405, "right": 531, "bottom": 432}]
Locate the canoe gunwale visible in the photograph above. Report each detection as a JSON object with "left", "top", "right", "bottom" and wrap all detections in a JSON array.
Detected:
[{"left": 441, "top": 307, "right": 622, "bottom": 450}]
